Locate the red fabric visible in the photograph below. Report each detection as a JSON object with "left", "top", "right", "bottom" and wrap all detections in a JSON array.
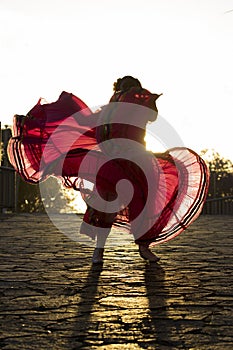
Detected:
[
  {"left": 7, "top": 90, "right": 209, "bottom": 245},
  {"left": 8, "top": 92, "right": 96, "bottom": 183}
]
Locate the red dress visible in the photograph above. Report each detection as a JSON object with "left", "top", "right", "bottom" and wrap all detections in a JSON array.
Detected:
[{"left": 7, "top": 90, "right": 209, "bottom": 246}]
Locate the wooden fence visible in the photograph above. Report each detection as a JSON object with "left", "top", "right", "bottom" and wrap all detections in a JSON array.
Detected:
[
  {"left": 202, "top": 196, "right": 233, "bottom": 215},
  {"left": 0, "top": 166, "right": 16, "bottom": 213}
]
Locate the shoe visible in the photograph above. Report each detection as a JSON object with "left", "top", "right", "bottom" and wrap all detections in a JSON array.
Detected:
[
  {"left": 92, "top": 248, "right": 104, "bottom": 264},
  {"left": 139, "top": 244, "right": 160, "bottom": 262}
]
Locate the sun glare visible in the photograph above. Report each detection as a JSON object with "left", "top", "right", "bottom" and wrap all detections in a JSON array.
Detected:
[{"left": 145, "top": 132, "right": 166, "bottom": 153}]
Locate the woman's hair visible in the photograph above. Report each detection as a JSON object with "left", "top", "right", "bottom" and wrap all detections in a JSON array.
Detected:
[
  {"left": 110, "top": 75, "right": 161, "bottom": 113},
  {"left": 113, "top": 76, "right": 142, "bottom": 93}
]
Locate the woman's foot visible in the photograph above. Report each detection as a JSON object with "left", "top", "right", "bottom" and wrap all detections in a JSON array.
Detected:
[
  {"left": 92, "top": 248, "right": 104, "bottom": 264},
  {"left": 139, "top": 244, "right": 160, "bottom": 262}
]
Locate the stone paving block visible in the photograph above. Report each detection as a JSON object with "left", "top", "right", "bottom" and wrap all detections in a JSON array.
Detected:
[{"left": 0, "top": 213, "right": 233, "bottom": 349}]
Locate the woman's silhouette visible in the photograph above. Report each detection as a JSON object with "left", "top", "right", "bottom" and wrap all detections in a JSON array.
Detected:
[{"left": 7, "top": 76, "right": 209, "bottom": 264}]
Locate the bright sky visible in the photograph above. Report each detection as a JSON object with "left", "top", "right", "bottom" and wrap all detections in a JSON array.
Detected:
[{"left": 0, "top": 0, "right": 233, "bottom": 161}]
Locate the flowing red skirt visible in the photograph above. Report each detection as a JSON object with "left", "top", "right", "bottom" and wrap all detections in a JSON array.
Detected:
[{"left": 7, "top": 91, "right": 209, "bottom": 246}]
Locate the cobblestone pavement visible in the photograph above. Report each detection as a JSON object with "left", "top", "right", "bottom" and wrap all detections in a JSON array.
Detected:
[{"left": 0, "top": 214, "right": 233, "bottom": 350}]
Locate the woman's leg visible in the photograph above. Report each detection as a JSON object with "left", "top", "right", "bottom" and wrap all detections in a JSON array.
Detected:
[
  {"left": 91, "top": 211, "right": 116, "bottom": 264},
  {"left": 138, "top": 242, "right": 160, "bottom": 262},
  {"left": 92, "top": 227, "right": 111, "bottom": 264},
  {"left": 128, "top": 178, "right": 160, "bottom": 262}
]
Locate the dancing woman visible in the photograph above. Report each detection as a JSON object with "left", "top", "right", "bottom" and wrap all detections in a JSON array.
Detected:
[{"left": 8, "top": 76, "right": 209, "bottom": 264}]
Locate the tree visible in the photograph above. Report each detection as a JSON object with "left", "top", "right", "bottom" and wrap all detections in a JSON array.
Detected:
[
  {"left": 200, "top": 149, "right": 233, "bottom": 198},
  {"left": 17, "top": 176, "right": 68, "bottom": 213}
]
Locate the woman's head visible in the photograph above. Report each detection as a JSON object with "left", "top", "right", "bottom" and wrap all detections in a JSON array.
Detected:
[
  {"left": 113, "top": 76, "right": 142, "bottom": 93},
  {"left": 110, "top": 76, "right": 162, "bottom": 115}
]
